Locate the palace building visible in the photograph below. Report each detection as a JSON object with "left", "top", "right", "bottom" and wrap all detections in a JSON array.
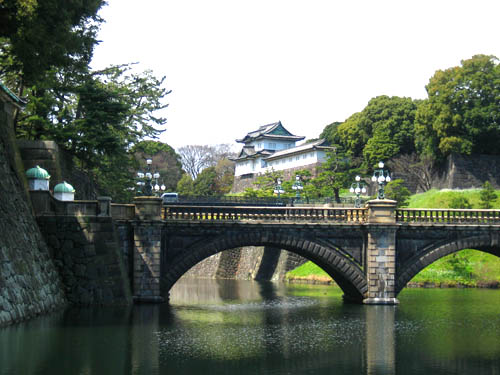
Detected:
[{"left": 231, "top": 122, "right": 333, "bottom": 192}]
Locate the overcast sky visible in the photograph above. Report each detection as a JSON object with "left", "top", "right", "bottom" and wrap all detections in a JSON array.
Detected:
[{"left": 91, "top": 0, "right": 500, "bottom": 151}]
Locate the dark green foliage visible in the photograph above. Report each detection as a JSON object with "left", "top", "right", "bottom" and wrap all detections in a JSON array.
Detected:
[
  {"left": 415, "top": 55, "right": 500, "bottom": 160},
  {"left": 479, "top": 181, "right": 497, "bottom": 209},
  {"left": 313, "top": 149, "right": 359, "bottom": 202},
  {"left": 333, "top": 96, "right": 418, "bottom": 168},
  {"left": 319, "top": 121, "right": 342, "bottom": 144},
  {"left": 253, "top": 170, "right": 284, "bottom": 197},
  {"left": 193, "top": 167, "right": 218, "bottom": 196},
  {"left": 176, "top": 174, "right": 195, "bottom": 196},
  {"left": 1, "top": 0, "right": 105, "bottom": 87},
  {"left": 448, "top": 252, "right": 473, "bottom": 278},
  {"left": 1, "top": 1, "right": 172, "bottom": 203},
  {"left": 449, "top": 195, "right": 472, "bottom": 209},
  {"left": 384, "top": 179, "right": 411, "bottom": 207},
  {"left": 132, "top": 140, "right": 183, "bottom": 193}
]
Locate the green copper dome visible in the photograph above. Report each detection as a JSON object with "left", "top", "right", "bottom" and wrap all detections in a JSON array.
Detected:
[
  {"left": 54, "top": 181, "right": 75, "bottom": 193},
  {"left": 26, "top": 165, "right": 50, "bottom": 180}
]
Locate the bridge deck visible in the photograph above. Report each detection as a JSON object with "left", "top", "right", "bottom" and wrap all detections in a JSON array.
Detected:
[{"left": 160, "top": 205, "right": 500, "bottom": 226}]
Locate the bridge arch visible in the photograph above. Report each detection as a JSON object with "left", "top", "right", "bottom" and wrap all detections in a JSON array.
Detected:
[
  {"left": 163, "top": 230, "right": 368, "bottom": 302},
  {"left": 396, "top": 234, "right": 500, "bottom": 294}
]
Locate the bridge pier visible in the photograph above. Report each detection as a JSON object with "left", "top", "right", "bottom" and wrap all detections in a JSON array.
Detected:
[
  {"left": 132, "top": 197, "right": 165, "bottom": 303},
  {"left": 363, "top": 200, "right": 399, "bottom": 305}
]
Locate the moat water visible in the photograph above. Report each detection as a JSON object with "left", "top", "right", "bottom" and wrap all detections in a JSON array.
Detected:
[{"left": 1, "top": 279, "right": 499, "bottom": 375}]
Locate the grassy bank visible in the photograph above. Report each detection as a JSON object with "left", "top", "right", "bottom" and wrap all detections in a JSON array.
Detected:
[
  {"left": 407, "top": 188, "right": 500, "bottom": 209},
  {"left": 286, "top": 189, "right": 500, "bottom": 287}
]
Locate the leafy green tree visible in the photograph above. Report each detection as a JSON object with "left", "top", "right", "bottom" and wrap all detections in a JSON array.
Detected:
[
  {"left": 334, "top": 96, "right": 418, "bottom": 168},
  {"left": 335, "top": 112, "right": 367, "bottom": 158},
  {"left": 415, "top": 55, "right": 500, "bottom": 160},
  {"left": 479, "top": 181, "right": 497, "bottom": 209},
  {"left": 253, "top": 170, "right": 283, "bottom": 197},
  {"left": 1, "top": 1, "right": 173, "bottom": 204},
  {"left": 314, "top": 149, "right": 358, "bottom": 202},
  {"left": 193, "top": 167, "right": 218, "bottom": 196},
  {"left": 319, "top": 121, "right": 342, "bottom": 145},
  {"left": 1, "top": 0, "right": 105, "bottom": 91},
  {"left": 384, "top": 179, "right": 411, "bottom": 207},
  {"left": 176, "top": 173, "right": 195, "bottom": 197}
]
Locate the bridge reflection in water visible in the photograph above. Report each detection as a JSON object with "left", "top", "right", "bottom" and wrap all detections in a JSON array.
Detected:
[{"left": 1, "top": 279, "right": 500, "bottom": 375}]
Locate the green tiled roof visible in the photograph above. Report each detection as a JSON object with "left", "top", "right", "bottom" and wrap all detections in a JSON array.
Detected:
[
  {"left": 54, "top": 181, "right": 75, "bottom": 193},
  {"left": 26, "top": 165, "right": 50, "bottom": 180},
  {"left": 0, "top": 82, "right": 25, "bottom": 105}
]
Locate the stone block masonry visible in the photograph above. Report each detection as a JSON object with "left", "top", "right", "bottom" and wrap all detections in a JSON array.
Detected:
[
  {"left": 36, "top": 215, "right": 132, "bottom": 306},
  {"left": 132, "top": 222, "right": 164, "bottom": 303},
  {"left": 363, "top": 200, "right": 399, "bottom": 305},
  {"left": 0, "top": 95, "right": 66, "bottom": 327}
]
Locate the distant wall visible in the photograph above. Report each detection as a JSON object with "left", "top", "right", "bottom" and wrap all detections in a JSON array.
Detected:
[
  {"left": 393, "top": 154, "right": 500, "bottom": 194},
  {"left": 0, "top": 94, "right": 66, "bottom": 327},
  {"left": 434, "top": 154, "right": 500, "bottom": 190},
  {"left": 181, "top": 246, "right": 308, "bottom": 282}
]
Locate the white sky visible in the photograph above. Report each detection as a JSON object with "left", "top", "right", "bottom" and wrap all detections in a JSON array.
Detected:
[{"left": 91, "top": 0, "right": 500, "bottom": 151}]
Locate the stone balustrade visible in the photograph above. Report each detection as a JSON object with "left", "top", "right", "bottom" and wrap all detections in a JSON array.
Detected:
[
  {"left": 111, "top": 203, "right": 136, "bottom": 220},
  {"left": 163, "top": 205, "right": 368, "bottom": 223},
  {"left": 396, "top": 208, "right": 500, "bottom": 224}
]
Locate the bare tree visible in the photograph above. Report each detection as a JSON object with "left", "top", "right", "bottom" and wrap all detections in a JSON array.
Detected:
[
  {"left": 389, "top": 153, "right": 435, "bottom": 192},
  {"left": 178, "top": 144, "right": 236, "bottom": 180}
]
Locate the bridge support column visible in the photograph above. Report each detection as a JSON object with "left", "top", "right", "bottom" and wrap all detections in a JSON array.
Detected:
[
  {"left": 132, "top": 197, "right": 164, "bottom": 303},
  {"left": 364, "top": 200, "right": 399, "bottom": 305}
]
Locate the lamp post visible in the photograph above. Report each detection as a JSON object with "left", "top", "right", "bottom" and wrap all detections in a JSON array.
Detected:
[
  {"left": 154, "top": 179, "right": 167, "bottom": 197},
  {"left": 371, "top": 161, "right": 391, "bottom": 199},
  {"left": 136, "top": 158, "right": 161, "bottom": 197},
  {"left": 273, "top": 178, "right": 285, "bottom": 202},
  {"left": 349, "top": 175, "right": 367, "bottom": 208},
  {"left": 292, "top": 175, "right": 304, "bottom": 201}
]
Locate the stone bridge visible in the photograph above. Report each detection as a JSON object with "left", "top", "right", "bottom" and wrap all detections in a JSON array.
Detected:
[
  {"left": 110, "top": 197, "right": 500, "bottom": 305},
  {"left": 30, "top": 192, "right": 500, "bottom": 305}
]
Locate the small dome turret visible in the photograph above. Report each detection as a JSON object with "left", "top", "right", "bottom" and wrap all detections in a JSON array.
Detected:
[
  {"left": 26, "top": 165, "right": 50, "bottom": 180},
  {"left": 54, "top": 181, "right": 75, "bottom": 193},
  {"left": 54, "top": 181, "right": 75, "bottom": 201},
  {"left": 26, "top": 165, "right": 50, "bottom": 191}
]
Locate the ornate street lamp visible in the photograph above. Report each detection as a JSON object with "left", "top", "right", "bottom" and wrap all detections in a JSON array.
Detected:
[
  {"left": 153, "top": 179, "right": 167, "bottom": 197},
  {"left": 292, "top": 175, "right": 304, "bottom": 200},
  {"left": 349, "top": 175, "right": 367, "bottom": 208},
  {"left": 136, "top": 158, "right": 161, "bottom": 196},
  {"left": 371, "top": 161, "right": 391, "bottom": 199},
  {"left": 273, "top": 178, "right": 285, "bottom": 201}
]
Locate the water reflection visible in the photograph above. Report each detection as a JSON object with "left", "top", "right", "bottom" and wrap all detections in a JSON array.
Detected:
[
  {"left": 0, "top": 281, "right": 499, "bottom": 375},
  {"left": 365, "top": 305, "right": 396, "bottom": 375}
]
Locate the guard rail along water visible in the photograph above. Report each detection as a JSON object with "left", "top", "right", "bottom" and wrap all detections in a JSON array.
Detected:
[{"left": 163, "top": 205, "right": 368, "bottom": 222}]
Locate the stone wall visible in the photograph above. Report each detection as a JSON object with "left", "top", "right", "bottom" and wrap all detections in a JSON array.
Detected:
[
  {"left": 36, "top": 215, "right": 132, "bottom": 305},
  {"left": 0, "top": 96, "right": 67, "bottom": 327},
  {"left": 181, "top": 246, "right": 308, "bottom": 282},
  {"left": 393, "top": 153, "right": 500, "bottom": 193},
  {"left": 434, "top": 153, "right": 500, "bottom": 190}
]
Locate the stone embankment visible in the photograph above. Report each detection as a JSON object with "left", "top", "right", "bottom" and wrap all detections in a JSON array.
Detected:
[
  {"left": 0, "top": 93, "right": 66, "bottom": 327},
  {"left": 37, "top": 212, "right": 131, "bottom": 306}
]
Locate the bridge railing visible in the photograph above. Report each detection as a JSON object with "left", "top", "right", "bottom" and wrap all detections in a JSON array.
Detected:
[
  {"left": 396, "top": 208, "right": 500, "bottom": 224},
  {"left": 163, "top": 205, "right": 367, "bottom": 223}
]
